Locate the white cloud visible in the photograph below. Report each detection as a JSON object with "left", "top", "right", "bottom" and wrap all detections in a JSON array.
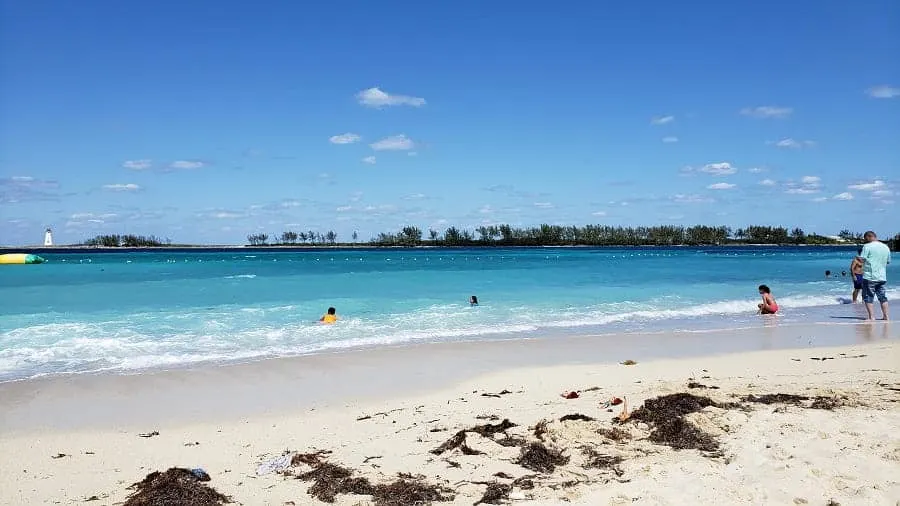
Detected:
[
  {"left": 591, "top": 211, "right": 607, "bottom": 216},
  {"left": 170, "top": 160, "right": 204, "bottom": 170},
  {"left": 872, "top": 189, "right": 894, "bottom": 197},
  {"left": 833, "top": 192, "right": 854, "bottom": 201},
  {"left": 336, "top": 205, "right": 353, "bottom": 212},
  {"left": 362, "top": 155, "right": 377, "bottom": 164},
  {"left": 812, "top": 197, "right": 828, "bottom": 202},
  {"left": 672, "top": 194, "right": 714, "bottom": 203},
  {"left": 211, "top": 211, "right": 243, "bottom": 219},
  {"left": 329, "top": 133, "right": 361, "bottom": 144},
  {"left": 759, "top": 179, "right": 777, "bottom": 186},
  {"left": 478, "top": 205, "right": 494, "bottom": 214},
  {"left": 801, "top": 176, "right": 821, "bottom": 184},
  {"left": 403, "top": 193, "right": 426, "bottom": 200},
  {"left": 707, "top": 183, "right": 736, "bottom": 190},
  {"left": 848, "top": 180, "right": 885, "bottom": 191},
  {"left": 102, "top": 183, "right": 141, "bottom": 192},
  {"left": 534, "top": 202, "right": 554, "bottom": 209},
  {"left": 357, "top": 87, "right": 426, "bottom": 108},
  {"left": 11, "top": 176, "right": 34, "bottom": 182},
  {"left": 699, "top": 162, "right": 737, "bottom": 176},
  {"left": 772, "top": 138, "right": 815, "bottom": 149},
  {"left": 867, "top": 85, "right": 900, "bottom": 99},
  {"left": 747, "top": 167, "right": 767, "bottom": 173},
  {"left": 785, "top": 176, "right": 822, "bottom": 195},
  {"left": 740, "top": 106, "right": 793, "bottom": 118},
  {"left": 71, "top": 212, "right": 117, "bottom": 220},
  {"left": 370, "top": 134, "right": 414, "bottom": 151},
  {"left": 651, "top": 115, "right": 674, "bottom": 125},
  {"left": 122, "top": 159, "right": 152, "bottom": 170},
  {"left": 662, "top": 136, "right": 679, "bottom": 143},
  {"left": 786, "top": 188, "right": 819, "bottom": 195}
]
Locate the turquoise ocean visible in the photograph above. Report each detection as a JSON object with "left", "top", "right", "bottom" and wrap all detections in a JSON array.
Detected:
[{"left": 0, "top": 246, "right": 894, "bottom": 382}]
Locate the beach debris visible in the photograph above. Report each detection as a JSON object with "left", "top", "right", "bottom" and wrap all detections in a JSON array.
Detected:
[
  {"left": 581, "top": 386, "right": 602, "bottom": 392},
  {"left": 474, "top": 482, "right": 512, "bottom": 505},
  {"left": 84, "top": 495, "right": 100, "bottom": 502},
  {"left": 137, "top": 431, "right": 160, "bottom": 438},
  {"left": 808, "top": 396, "right": 844, "bottom": 410},
  {"left": 476, "top": 414, "right": 500, "bottom": 421},
  {"left": 356, "top": 408, "right": 404, "bottom": 422},
  {"left": 621, "top": 360, "right": 637, "bottom": 366},
  {"left": 431, "top": 419, "right": 518, "bottom": 455},
  {"left": 492, "top": 472, "right": 514, "bottom": 479},
  {"left": 373, "top": 473, "right": 454, "bottom": 506},
  {"left": 601, "top": 397, "right": 624, "bottom": 409},
  {"left": 190, "top": 468, "right": 211, "bottom": 481},
  {"left": 742, "top": 393, "right": 809, "bottom": 405},
  {"left": 291, "top": 450, "right": 331, "bottom": 467},
  {"left": 560, "top": 391, "right": 580, "bottom": 399},
  {"left": 687, "top": 382, "right": 719, "bottom": 390},
  {"left": 51, "top": 453, "right": 69, "bottom": 459},
  {"left": 515, "top": 442, "right": 569, "bottom": 473},
  {"left": 627, "top": 393, "right": 722, "bottom": 452},
  {"left": 363, "top": 455, "right": 383, "bottom": 463},
  {"left": 481, "top": 389, "right": 513, "bottom": 398},
  {"left": 123, "top": 467, "right": 230, "bottom": 506},
  {"left": 533, "top": 420, "right": 549, "bottom": 440},
  {"left": 598, "top": 427, "right": 632, "bottom": 441},
  {"left": 256, "top": 454, "right": 292, "bottom": 476},
  {"left": 618, "top": 397, "right": 630, "bottom": 422},
  {"left": 559, "top": 413, "right": 595, "bottom": 422},
  {"left": 184, "top": 441, "right": 200, "bottom": 447},
  {"left": 810, "top": 357, "right": 835, "bottom": 361},
  {"left": 512, "top": 476, "right": 536, "bottom": 490},
  {"left": 495, "top": 434, "right": 527, "bottom": 447}
]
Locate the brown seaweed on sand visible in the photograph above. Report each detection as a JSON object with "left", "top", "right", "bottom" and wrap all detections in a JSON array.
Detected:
[
  {"left": 431, "top": 419, "right": 517, "bottom": 455},
  {"left": 474, "top": 482, "right": 512, "bottom": 505},
  {"left": 297, "top": 463, "right": 374, "bottom": 503},
  {"left": 372, "top": 474, "right": 454, "bottom": 506},
  {"left": 581, "top": 448, "right": 624, "bottom": 475},
  {"left": 627, "top": 393, "right": 723, "bottom": 452},
  {"left": 559, "top": 413, "right": 595, "bottom": 422},
  {"left": 598, "top": 427, "right": 632, "bottom": 441},
  {"left": 515, "top": 442, "right": 569, "bottom": 473},
  {"left": 123, "top": 467, "right": 230, "bottom": 506},
  {"left": 741, "top": 393, "right": 809, "bottom": 405}
]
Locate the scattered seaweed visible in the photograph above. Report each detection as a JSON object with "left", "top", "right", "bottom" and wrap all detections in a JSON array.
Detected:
[
  {"left": 533, "top": 420, "right": 549, "bottom": 441},
  {"left": 431, "top": 420, "right": 517, "bottom": 455},
  {"left": 291, "top": 450, "right": 332, "bottom": 467},
  {"left": 741, "top": 394, "right": 809, "bottom": 405},
  {"left": 137, "top": 431, "right": 159, "bottom": 438},
  {"left": 598, "top": 427, "right": 632, "bottom": 441},
  {"left": 809, "top": 396, "right": 844, "bottom": 410},
  {"left": 512, "top": 476, "right": 536, "bottom": 490},
  {"left": 481, "top": 390, "right": 513, "bottom": 398},
  {"left": 581, "top": 447, "right": 624, "bottom": 472},
  {"left": 495, "top": 434, "right": 527, "bottom": 447},
  {"left": 515, "top": 442, "right": 569, "bottom": 473},
  {"left": 621, "top": 360, "right": 637, "bottom": 366},
  {"left": 372, "top": 475, "right": 454, "bottom": 506},
  {"left": 492, "top": 472, "right": 514, "bottom": 479},
  {"left": 296, "top": 463, "right": 374, "bottom": 503},
  {"left": 687, "top": 382, "right": 719, "bottom": 390},
  {"left": 123, "top": 467, "right": 230, "bottom": 506},
  {"left": 51, "top": 453, "right": 68, "bottom": 459},
  {"left": 474, "top": 482, "right": 512, "bottom": 505},
  {"left": 628, "top": 393, "right": 721, "bottom": 452},
  {"left": 559, "top": 414, "right": 595, "bottom": 422}
]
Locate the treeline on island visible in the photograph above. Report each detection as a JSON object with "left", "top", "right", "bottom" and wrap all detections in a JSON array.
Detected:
[
  {"left": 82, "top": 234, "right": 170, "bottom": 247},
  {"left": 248, "top": 224, "right": 900, "bottom": 249}
]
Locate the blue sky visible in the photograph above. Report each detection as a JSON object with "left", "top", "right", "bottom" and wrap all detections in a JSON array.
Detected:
[{"left": 1, "top": 0, "right": 898, "bottom": 245}]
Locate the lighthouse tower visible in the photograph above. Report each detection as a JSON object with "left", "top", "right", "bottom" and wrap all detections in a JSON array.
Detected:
[{"left": 44, "top": 228, "right": 53, "bottom": 247}]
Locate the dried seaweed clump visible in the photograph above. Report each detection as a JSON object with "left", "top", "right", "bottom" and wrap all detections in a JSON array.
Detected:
[
  {"left": 297, "top": 463, "right": 374, "bottom": 503},
  {"left": 515, "top": 442, "right": 569, "bottom": 473},
  {"left": 628, "top": 393, "right": 721, "bottom": 452},
  {"left": 809, "top": 396, "right": 844, "bottom": 410},
  {"left": 581, "top": 447, "right": 624, "bottom": 471},
  {"left": 372, "top": 474, "right": 454, "bottom": 506},
  {"left": 474, "top": 482, "right": 512, "bottom": 505},
  {"left": 598, "top": 427, "right": 631, "bottom": 441},
  {"left": 431, "top": 419, "right": 518, "bottom": 455},
  {"left": 123, "top": 468, "right": 230, "bottom": 506},
  {"left": 741, "top": 393, "right": 809, "bottom": 405},
  {"left": 559, "top": 413, "right": 595, "bottom": 422}
]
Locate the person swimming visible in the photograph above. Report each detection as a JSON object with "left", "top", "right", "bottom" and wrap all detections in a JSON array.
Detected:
[
  {"left": 469, "top": 295, "right": 479, "bottom": 306},
  {"left": 757, "top": 285, "right": 778, "bottom": 314},
  {"left": 320, "top": 307, "right": 338, "bottom": 324}
]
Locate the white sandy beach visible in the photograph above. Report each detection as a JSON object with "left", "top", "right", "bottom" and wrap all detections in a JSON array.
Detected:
[{"left": 1, "top": 325, "right": 898, "bottom": 505}]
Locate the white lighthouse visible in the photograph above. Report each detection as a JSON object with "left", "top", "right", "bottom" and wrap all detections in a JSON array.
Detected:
[{"left": 44, "top": 228, "right": 53, "bottom": 247}]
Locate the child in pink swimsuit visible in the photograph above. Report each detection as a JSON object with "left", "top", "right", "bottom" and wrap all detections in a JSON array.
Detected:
[{"left": 757, "top": 285, "right": 778, "bottom": 314}]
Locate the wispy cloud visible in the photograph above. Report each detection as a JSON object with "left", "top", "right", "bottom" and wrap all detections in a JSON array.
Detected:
[
  {"left": 533, "top": 202, "right": 554, "bottom": 209},
  {"left": 672, "top": 194, "right": 714, "bottom": 203},
  {"left": 747, "top": 167, "right": 767, "bottom": 173},
  {"left": 0, "top": 176, "right": 60, "bottom": 203},
  {"left": 740, "top": 106, "right": 793, "bottom": 119},
  {"left": 370, "top": 134, "right": 414, "bottom": 151},
  {"left": 357, "top": 87, "right": 426, "bottom": 108},
  {"left": 329, "top": 133, "right": 361, "bottom": 144},
  {"left": 771, "top": 138, "right": 816, "bottom": 149},
  {"left": 832, "top": 192, "right": 854, "bottom": 201},
  {"left": 169, "top": 160, "right": 205, "bottom": 170},
  {"left": 785, "top": 176, "right": 822, "bottom": 194},
  {"left": 866, "top": 85, "right": 900, "bottom": 99},
  {"left": 102, "top": 183, "right": 142, "bottom": 192},
  {"left": 707, "top": 182, "right": 736, "bottom": 190},
  {"left": 801, "top": 176, "right": 821, "bottom": 184},
  {"left": 662, "top": 136, "right": 679, "bottom": 143},
  {"left": 699, "top": 162, "right": 737, "bottom": 176},
  {"left": 122, "top": 159, "right": 152, "bottom": 170},
  {"left": 651, "top": 115, "right": 674, "bottom": 125},
  {"left": 362, "top": 155, "right": 377, "bottom": 164},
  {"left": 848, "top": 180, "right": 886, "bottom": 191},
  {"left": 759, "top": 179, "right": 777, "bottom": 186},
  {"left": 591, "top": 211, "right": 607, "bottom": 217}
]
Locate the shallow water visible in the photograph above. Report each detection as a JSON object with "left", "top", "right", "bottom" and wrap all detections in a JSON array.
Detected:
[{"left": 0, "top": 246, "right": 893, "bottom": 381}]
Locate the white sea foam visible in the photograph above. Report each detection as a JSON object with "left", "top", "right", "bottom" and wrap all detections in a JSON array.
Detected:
[{"left": 224, "top": 274, "right": 257, "bottom": 279}]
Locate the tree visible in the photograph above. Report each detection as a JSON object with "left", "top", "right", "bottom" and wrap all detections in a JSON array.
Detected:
[
  {"left": 790, "top": 227, "right": 806, "bottom": 244},
  {"left": 352, "top": 231, "right": 358, "bottom": 242},
  {"left": 428, "top": 229, "right": 439, "bottom": 242},
  {"left": 325, "top": 230, "right": 337, "bottom": 244}
]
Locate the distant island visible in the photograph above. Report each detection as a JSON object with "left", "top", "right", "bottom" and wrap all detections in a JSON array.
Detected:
[{"left": 4, "top": 225, "right": 898, "bottom": 252}]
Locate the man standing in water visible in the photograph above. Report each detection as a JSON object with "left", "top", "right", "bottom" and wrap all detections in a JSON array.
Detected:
[
  {"left": 858, "top": 231, "right": 891, "bottom": 321},
  {"left": 850, "top": 247, "right": 865, "bottom": 303}
]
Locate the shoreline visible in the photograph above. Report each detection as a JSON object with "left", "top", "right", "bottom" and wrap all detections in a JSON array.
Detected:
[{"left": 1, "top": 334, "right": 897, "bottom": 505}]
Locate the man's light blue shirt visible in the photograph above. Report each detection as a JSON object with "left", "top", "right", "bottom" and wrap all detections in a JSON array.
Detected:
[{"left": 861, "top": 241, "right": 891, "bottom": 282}]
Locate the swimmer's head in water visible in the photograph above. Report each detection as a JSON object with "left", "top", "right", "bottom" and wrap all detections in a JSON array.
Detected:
[
  {"left": 758, "top": 285, "right": 770, "bottom": 294},
  {"left": 327, "top": 307, "right": 336, "bottom": 315},
  {"left": 825, "top": 270, "right": 831, "bottom": 277},
  {"left": 470, "top": 295, "right": 478, "bottom": 305}
]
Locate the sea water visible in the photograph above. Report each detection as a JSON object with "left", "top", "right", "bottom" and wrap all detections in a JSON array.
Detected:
[{"left": 0, "top": 246, "right": 894, "bottom": 382}]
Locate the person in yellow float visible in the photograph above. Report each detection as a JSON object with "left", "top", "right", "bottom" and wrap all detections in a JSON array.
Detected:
[{"left": 320, "top": 307, "right": 338, "bottom": 324}]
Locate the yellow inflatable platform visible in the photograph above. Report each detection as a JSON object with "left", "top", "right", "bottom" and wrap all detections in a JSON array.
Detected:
[{"left": 0, "top": 253, "right": 47, "bottom": 265}]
